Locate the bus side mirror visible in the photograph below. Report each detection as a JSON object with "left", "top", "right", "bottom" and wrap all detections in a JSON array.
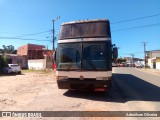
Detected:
[{"left": 113, "top": 47, "right": 118, "bottom": 59}]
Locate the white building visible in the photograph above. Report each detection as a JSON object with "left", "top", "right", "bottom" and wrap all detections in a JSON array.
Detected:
[{"left": 146, "top": 50, "right": 160, "bottom": 69}]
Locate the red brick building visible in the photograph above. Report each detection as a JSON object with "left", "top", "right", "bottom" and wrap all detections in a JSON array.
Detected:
[
  {"left": 17, "top": 44, "right": 45, "bottom": 59},
  {"left": 17, "top": 44, "right": 54, "bottom": 69}
]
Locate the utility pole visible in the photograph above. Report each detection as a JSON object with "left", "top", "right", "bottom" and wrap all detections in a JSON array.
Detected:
[
  {"left": 52, "top": 16, "right": 60, "bottom": 51},
  {"left": 141, "top": 42, "right": 148, "bottom": 68},
  {"left": 130, "top": 53, "right": 135, "bottom": 65}
]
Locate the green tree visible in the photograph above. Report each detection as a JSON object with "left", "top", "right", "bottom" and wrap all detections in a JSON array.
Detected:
[
  {"left": 0, "top": 45, "right": 15, "bottom": 55},
  {"left": 114, "top": 58, "right": 126, "bottom": 63}
]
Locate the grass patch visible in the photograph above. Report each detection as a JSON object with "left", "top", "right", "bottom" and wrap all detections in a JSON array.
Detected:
[
  {"left": 21, "top": 69, "right": 35, "bottom": 73},
  {"left": 22, "top": 69, "right": 53, "bottom": 74}
]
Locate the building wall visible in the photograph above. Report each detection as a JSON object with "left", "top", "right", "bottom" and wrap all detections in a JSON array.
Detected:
[
  {"left": 147, "top": 51, "right": 160, "bottom": 58},
  {"left": 17, "top": 44, "right": 52, "bottom": 69},
  {"left": 5, "top": 54, "right": 27, "bottom": 68},
  {"left": 146, "top": 50, "right": 160, "bottom": 69},
  {"left": 17, "top": 44, "right": 45, "bottom": 56},
  {"left": 156, "top": 58, "right": 160, "bottom": 70},
  {"left": 28, "top": 56, "right": 52, "bottom": 70},
  {"left": 28, "top": 59, "right": 46, "bottom": 70},
  {"left": 156, "top": 63, "right": 160, "bottom": 70},
  {"left": 153, "top": 52, "right": 160, "bottom": 57},
  {"left": 148, "top": 59, "right": 153, "bottom": 68},
  {"left": 27, "top": 50, "right": 44, "bottom": 59},
  {"left": 148, "top": 58, "right": 160, "bottom": 69},
  {"left": 17, "top": 44, "right": 28, "bottom": 55},
  {"left": 27, "top": 44, "right": 45, "bottom": 50}
]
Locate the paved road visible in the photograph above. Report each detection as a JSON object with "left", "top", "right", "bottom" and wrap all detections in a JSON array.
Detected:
[{"left": 113, "top": 67, "right": 160, "bottom": 110}]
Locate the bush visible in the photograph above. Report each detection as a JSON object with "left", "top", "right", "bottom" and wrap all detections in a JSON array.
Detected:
[{"left": 0, "top": 56, "right": 8, "bottom": 73}]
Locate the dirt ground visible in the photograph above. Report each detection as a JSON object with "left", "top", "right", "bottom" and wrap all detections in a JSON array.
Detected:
[
  {"left": 0, "top": 69, "right": 159, "bottom": 120},
  {"left": 0, "top": 70, "right": 56, "bottom": 111}
]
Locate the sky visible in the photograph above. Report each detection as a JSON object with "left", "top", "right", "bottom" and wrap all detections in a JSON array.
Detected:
[{"left": 0, "top": 0, "right": 160, "bottom": 58}]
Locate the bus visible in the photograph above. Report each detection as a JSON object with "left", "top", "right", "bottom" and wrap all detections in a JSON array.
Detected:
[{"left": 54, "top": 19, "right": 118, "bottom": 91}]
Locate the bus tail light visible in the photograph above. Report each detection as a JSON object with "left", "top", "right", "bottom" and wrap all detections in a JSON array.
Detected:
[{"left": 94, "top": 88, "right": 106, "bottom": 91}]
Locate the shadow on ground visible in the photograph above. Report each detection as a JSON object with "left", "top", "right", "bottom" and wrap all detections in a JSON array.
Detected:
[
  {"left": 63, "top": 73, "right": 160, "bottom": 103},
  {"left": 0, "top": 73, "right": 24, "bottom": 77}
]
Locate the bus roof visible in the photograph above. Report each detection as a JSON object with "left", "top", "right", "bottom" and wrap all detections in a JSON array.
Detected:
[
  {"left": 59, "top": 19, "right": 111, "bottom": 40},
  {"left": 61, "top": 19, "right": 109, "bottom": 25}
]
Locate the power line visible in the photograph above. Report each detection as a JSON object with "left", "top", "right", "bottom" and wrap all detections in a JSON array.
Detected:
[
  {"left": 15, "top": 30, "right": 52, "bottom": 37},
  {"left": 0, "top": 30, "right": 52, "bottom": 39},
  {"left": 111, "top": 13, "right": 160, "bottom": 24},
  {"left": 0, "top": 37, "right": 50, "bottom": 41},
  {"left": 0, "top": 32, "right": 22, "bottom": 34},
  {"left": 121, "top": 51, "right": 144, "bottom": 55},
  {"left": 1, "top": 13, "right": 159, "bottom": 37},
  {"left": 112, "top": 22, "right": 160, "bottom": 32},
  {"left": 120, "top": 51, "right": 145, "bottom": 56}
]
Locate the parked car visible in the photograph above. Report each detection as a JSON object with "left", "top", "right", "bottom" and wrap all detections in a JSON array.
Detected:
[
  {"left": 112, "top": 63, "right": 118, "bottom": 67},
  {"left": 126, "top": 63, "right": 135, "bottom": 67},
  {"left": 118, "top": 63, "right": 125, "bottom": 67},
  {"left": 3, "top": 64, "right": 21, "bottom": 74},
  {"left": 135, "top": 63, "right": 143, "bottom": 68}
]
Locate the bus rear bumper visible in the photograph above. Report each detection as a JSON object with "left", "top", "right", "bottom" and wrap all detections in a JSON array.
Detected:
[{"left": 57, "top": 79, "right": 112, "bottom": 91}]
